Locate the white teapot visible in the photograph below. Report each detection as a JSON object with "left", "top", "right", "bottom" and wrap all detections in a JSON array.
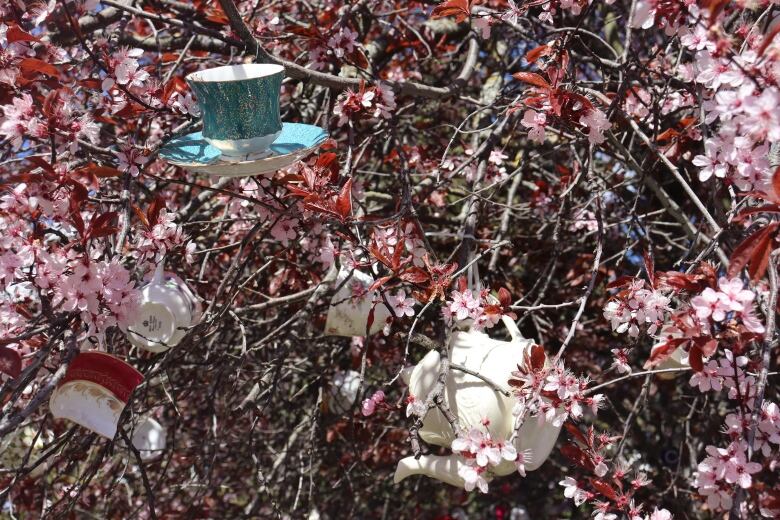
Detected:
[{"left": 394, "top": 316, "right": 563, "bottom": 488}]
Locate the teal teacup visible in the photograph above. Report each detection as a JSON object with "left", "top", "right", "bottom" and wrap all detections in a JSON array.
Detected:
[{"left": 186, "top": 64, "right": 284, "bottom": 158}]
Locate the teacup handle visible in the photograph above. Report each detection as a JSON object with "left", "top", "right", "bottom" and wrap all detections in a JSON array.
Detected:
[
  {"left": 152, "top": 259, "right": 165, "bottom": 284},
  {"left": 501, "top": 315, "right": 523, "bottom": 341}
]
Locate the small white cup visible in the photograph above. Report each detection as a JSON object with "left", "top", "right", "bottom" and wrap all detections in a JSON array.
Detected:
[
  {"left": 131, "top": 417, "right": 166, "bottom": 461},
  {"left": 328, "top": 370, "right": 361, "bottom": 414},
  {"left": 127, "top": 265, "right": 202, "bottom": 353},
  {"left": 324, "top": 265, "right": 390, "bottom": 337}
]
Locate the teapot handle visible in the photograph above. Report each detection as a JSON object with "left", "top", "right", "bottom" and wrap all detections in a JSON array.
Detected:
[{"left": 501, "top": 315, "right": 523, "bottom": 341}]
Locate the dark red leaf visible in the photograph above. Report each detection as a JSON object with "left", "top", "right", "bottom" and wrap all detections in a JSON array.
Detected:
[
  {"left": 771, "top": 166, "right": 780, "bottom": 197},
  {"left": 525, "top": 45, "right": 551, "bottom": 64},
  {"left": 695, "top": 337, "right": 719, "bottom": 357},
  {"left": 431, "top": 0, "right": 470, "bottom": 23},
  {"left": 0, "top": 347, "right": 22, "bottom": 379},
  {"left": 559, "top": 443, "right": 595, "bottom": 471},
  {"left": 367, "top": 275, "right": 393, "bottom": 293},
  {"left": 643, "top": 249, "right": 655, "bottom": 288},
  {"left": 498, "top": 287, "right": 512, "bottom": 308},
  {"left": 590, "top": 479, "right": 619, "bottom": 500},
  {"left": 369, "top": 244, "right": 394, "bottom": 269},
  {"left": 42, "top": 89, "right": 61, "bottom": 120},
  {"left": 732, "top": 204, "right": 780, "bottom": 223},
  {"left": 759, "top": 23, "right": 780, "bottom": 57},
  {"left": 399, "top": 267, "right": 430, "bottom": 284},
  {"left": 19, "top": 58, "right": 59, "bottom": 77},
  {"left": 69, "top": 194, "right": 85, "bottom": 237},
  {"left": 7, "top": 24, "right": 39, "bottom": 43},
  {"left": 529, "top": 344, "right": 546, "bottom": 371},
  {"left": 87, "top": 212, "right": 119, "bottom": 240},
  {"left": 315, "top": 152, "right": 340, "bottom": 182},
  {"left": 147, "top": 196, "right": 165, "bottom": 227},
  {"left": 563, "top": 422, "right": 588, "bottom": 446},
  {"left": 512, "top": 72, "right": 550, "bottom": 89},
  {"left": 132, "top": 204, "right": 150, "bottom": 229},
  {"left": 78, "top": 163, "right": 123, "bottom": 178},
  {"left": 606, "top": 275, "right": 635, "bottom": 290},
  {"left": 366, "top": 304, "right": 376, "bottom": 334},
  {"left": 162, "top": 76, "right": 188, "bottom": 104},
  {"left": 26, "top": 156, "right": 55, "bottom": 176},
  {"left": 335, "top": 178, "right": 353, "bottom": 221},
  {"left": 727, "top": 223, "right": 780, "bottom": 279},
  {"left": 748, "top": 228, "right": 775, "bottom": 281},
  {"left": 689, "top": 345, "right": 704, "bottom": 372},
  {"left": 644, "top": 337, "right": 688, "bottom": 369}
]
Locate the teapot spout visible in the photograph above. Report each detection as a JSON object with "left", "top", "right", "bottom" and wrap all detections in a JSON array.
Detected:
[{"left": 394, "top": 455, "right": 465, "bottom": 488}]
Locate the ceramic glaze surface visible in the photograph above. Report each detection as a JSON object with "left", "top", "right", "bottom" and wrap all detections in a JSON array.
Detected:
[
  {"left": 50, "top": 381, "right": 124, "bottom": 439},
  {"left": 324, "top": 266, "right": 391, "bottom": 337},
  {"left": 186, "top": 64, "right": 283, "bottom": 142}
]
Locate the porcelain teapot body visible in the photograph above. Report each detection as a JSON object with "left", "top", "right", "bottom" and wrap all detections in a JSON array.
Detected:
[{"left": 395, "top": 316, "right": 563, "bottom": 487}]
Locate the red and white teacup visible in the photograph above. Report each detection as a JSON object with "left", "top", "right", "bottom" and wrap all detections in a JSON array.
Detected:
[{"left": 49, "top": 351, "right": 143, "bottom": 439}]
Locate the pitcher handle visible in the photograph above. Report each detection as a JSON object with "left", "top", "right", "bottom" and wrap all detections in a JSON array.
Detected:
[{"left": 501, "top": 315, "right": 523, "bottom": 341}]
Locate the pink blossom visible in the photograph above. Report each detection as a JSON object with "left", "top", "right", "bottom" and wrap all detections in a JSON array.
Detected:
[
  {"left": 646, "top": 508, "right": 673, "bottom": 520},
  {"left": 387, "top": 289, "right": 416, "bottom": 318},
  {"left": 689, "top": 359, "right": 723, "bottom": 393},
  {"left": 405, "top": 395, "right": 427, "bottom": 417},
  {"left": 580, "top": 108, "right": 610, "bottom": 145},
  {"left": 458, "top": 462, "right": 489, "bottom": 493},
  {"left": 360, "top": 398, "right": 376, "bottom": 416},
  {"left": 270, "top": 217, "right": 299, "bottom": 246},
  {"left": 521, "top": 109, "right": 547, "bottom": 144},
  {"left": 560, "top": 476, "right": 588, "bottom": 506},
  {"left": 446, "top": 289, "right": 480, "bottom": 322},
  {"left": 610, "top": 348, "right": 632, "bottom": 375},
  {"left": 327, "top": 27, "right": 358, "bottom": 59},
  {"left": 116, "top": 144, "right": 149, "bottom": 177},
  {"left": 472, "top": 15, "right": 491, "bottom": 39}
]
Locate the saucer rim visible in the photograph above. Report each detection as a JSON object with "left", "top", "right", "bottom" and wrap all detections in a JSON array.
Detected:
[{"left": 160, "top": 123, "right": 328, "bottom": 168}]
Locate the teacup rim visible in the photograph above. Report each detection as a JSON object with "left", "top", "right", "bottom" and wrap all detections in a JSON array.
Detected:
[
  {"left": 186, "top": 63, "right": 285, "bottom": 84},
  {"left": 59, "top": 351, "right": 144, "bottom": 402}
]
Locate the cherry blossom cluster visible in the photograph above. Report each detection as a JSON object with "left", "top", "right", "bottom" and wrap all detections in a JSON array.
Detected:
[
  {"left": 694, "top": 441, "right": 763, "bottom": 512},
  {"left": 557, "top": 427, "right": 673, "bottom": 520},
  {"left": 333, "top": 82, "right": 396, "bottom": 127},
  {"left": 652, "top": 5, "right": 780, "bottom": 194},
  {"left": 360, "top": 390, "right": 387, "bottom": 417},
  {"left": 690, "top": 277, "right": 765, "bottom": 333},
  {"left": 309, "top": 26, "right": 360, "bottom": 71},
  {"left": 132, "top": 208, "right": 192, "bottom": 268},
  {"left": 451, "top": 426, "right": 519, "bottom": 493},
  {"left": 441, "top": 288, "right": 506, "bottom": 331},
  {"left": 603, "top": 279, "right": 671, "bottom": 337},
  {"left": 371, "top": 222, "right": 427, "bottom": 268},
  {"left": 509, "top": 345, "right": 603, "bottom": 430}
]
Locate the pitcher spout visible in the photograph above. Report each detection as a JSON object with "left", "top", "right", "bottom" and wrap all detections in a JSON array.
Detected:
[{"left": 394, "top": 455, "right": 466, "bottom": 488}]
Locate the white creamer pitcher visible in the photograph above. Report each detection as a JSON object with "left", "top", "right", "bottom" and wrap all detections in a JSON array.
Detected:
[{"left": 394, "top": 316, "right": 563, "bottom": 488}]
